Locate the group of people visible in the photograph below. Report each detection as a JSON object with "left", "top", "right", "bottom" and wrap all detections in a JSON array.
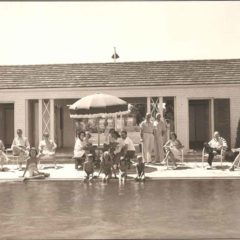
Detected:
[
  {"left": 140, "top": 112, "right": 184, "bottom": 168},
  {"left": 140, "top": 112, "right": 240, "bottom": 171},
  {"left": 78, "top": 151, "right": 145, "bottom": 183},
  {"left": 0, "top": 113, "right": 240, "bottom": 182},
  {"left": 73, "top": 112, "right": 184, "bottom": 182},
  {"left": 73, "top": 128, "right": 141, "bottom": 182},
  {"left": 0, "top": 129, "right": 57, "bottom": 180}
]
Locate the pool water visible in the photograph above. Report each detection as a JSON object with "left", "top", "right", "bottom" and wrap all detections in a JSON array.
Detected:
[{"left": 0, "top": 179, "right": 239, "bottom": 239}]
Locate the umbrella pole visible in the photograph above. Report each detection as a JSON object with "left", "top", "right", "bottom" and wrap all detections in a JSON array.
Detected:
[
  {"left": 97, "top": 118, "right": 101, "bottom": 161},
  {"left": 98, "top": 121, "right": 100, "bottom": 148}
]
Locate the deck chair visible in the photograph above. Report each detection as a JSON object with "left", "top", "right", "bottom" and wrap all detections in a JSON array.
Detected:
[
  {"left": 163, "top": 147, "right": 184, "bottom": 169},
  {"left": 201, "top": 147, "right": 224, "bottom": 168},
  {"left": 0, "top": 149, "right": 9, "bottom": 170},
  {"left": 229, "top": 149, "right": 240, "bottom": 171},
  {"left": 5, "top": 148, "right": 21, "bottom": 169}
]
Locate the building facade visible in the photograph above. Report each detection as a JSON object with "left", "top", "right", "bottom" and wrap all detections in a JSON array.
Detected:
[{"left": 0, "top": 59, "right": 239, "bottom": 150}]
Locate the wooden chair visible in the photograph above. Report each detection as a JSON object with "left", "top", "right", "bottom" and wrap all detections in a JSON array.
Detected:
[{"left": 201, "top": 147, "right": 224, "bottom": 168}]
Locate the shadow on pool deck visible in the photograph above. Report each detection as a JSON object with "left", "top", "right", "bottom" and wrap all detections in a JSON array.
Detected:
[{"left": 1, "top": 161, "right": 240, "bottom": 182}]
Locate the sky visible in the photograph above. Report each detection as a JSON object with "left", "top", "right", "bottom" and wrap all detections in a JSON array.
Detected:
[{"left": 0, "top": 1, "right": 240, "bottom": 65}]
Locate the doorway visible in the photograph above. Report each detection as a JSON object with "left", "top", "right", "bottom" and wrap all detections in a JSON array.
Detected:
[
  {"left": 189, "top": 100, "right": 211, "bottom": 150},
  {"left": 0, "top": 103, "right": 14, "bottom": 148}
]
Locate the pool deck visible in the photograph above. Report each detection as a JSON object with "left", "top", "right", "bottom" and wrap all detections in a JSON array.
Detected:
[{"left": 0, "top": 161, "right": 240, "bottom": 182}]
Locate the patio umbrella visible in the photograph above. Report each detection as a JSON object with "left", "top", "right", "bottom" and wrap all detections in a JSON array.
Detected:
[
  {"left": 69, "top": 93, "right": 130, "bottom": 147},
  {"left": 69, "top": 93, "right": 129, "bottom": 118}
]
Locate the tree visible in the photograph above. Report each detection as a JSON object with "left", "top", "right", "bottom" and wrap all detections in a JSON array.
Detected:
[{"left": 235, "top": 119, "right": 240, "bottom": 148}]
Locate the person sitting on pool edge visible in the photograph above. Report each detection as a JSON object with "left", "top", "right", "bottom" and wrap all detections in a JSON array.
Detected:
[
  {"left": 83, "top": 153, "right": 94, "bottom": 182},
  {"left": 119, "top": 156, "right": 128, "bottom": 183},
  {"left": 99, "top": 151, "right": 113, "bottom": 183},
  {"left": 22, "top": 147, "right": 50, "bottom": 181},
  {"left": 135, "top": 155, "right": 145, "bottom": 181}
]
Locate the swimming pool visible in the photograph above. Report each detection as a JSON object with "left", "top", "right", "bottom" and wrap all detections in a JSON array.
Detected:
[{"left": 0, "top": 179, "right": 239, "bottom": 239}]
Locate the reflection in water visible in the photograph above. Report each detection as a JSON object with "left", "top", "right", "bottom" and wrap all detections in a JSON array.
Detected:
[{"left": 0, "top": 180, "right": 240, "bottom": 239}]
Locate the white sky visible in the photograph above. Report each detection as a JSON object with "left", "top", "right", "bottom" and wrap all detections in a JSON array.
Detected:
[{"left": 0, "top": 1, "right": 240, "bottom": 65}]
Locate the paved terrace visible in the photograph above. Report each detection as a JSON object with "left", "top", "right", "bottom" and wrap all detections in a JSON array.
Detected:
[{"left": 0, "top": 151, "right": 239, "bottom": 182}]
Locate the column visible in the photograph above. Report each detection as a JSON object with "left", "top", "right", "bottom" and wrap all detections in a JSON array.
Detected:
[
  {"left": 175, "top": 96, "right": 189, "bottom": 149},
  {"left": 114, "top": 115, "right": 117, "bottom": 131},
  {"left": 210, "top": 98, "right": 214, "bottom": 137},
  {"left": 38, "top": 99, "right": 43, "bottom": 144},
  {"left": 120, "top": 114, "right": 123, "bottom": 130},
  {"left": 158, "top": 97, "right": 163, "bottom": 117},
  {"left": 147, "top": 97, "right": 151, "bottom": 113},
  {"left": 14, "top": 99, "right": 27, "bottom": 136},
  {"left": 230, "top": 96, "right": 240, "bottom": 146},
  {"left": 50, "top": 99, "right": 55, "bottom": 141},
  {"left": 25, "top": 99, "right": 29, "bottom": 139}
]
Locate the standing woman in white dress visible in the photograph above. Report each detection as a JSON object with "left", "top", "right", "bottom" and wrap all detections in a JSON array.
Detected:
[{"left": 153, "top": 113, "right": 166, "bottom": 163}]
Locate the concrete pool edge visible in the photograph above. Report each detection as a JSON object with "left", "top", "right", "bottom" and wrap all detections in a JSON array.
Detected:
[{"left": 1, "top": 176, "right": 240, "bottom": 183}]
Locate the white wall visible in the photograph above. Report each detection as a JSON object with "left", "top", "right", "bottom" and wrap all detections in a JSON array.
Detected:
[{"left": 0, "top": 84, "right": 240, "bottom": 149}]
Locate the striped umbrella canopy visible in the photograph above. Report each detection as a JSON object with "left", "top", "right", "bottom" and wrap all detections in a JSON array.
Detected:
[{"left": 69, "top": 93, "right": 130, "bottom": 119}]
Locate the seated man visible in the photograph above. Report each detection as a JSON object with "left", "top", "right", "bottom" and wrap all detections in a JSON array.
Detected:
[
  {"left": 38, "top": 132, "right": 57, "bottom": 169},
  {"left": 120, "top": 130, "right": 136, "bottom": 169},
  {"left": 203, "top": 131, "right": 227, "bottom": 169},
  {"left": 11, "top": 129, "right": 30, "bottom": 170}
]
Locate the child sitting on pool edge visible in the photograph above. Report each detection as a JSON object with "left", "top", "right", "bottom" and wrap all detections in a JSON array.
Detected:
[
  {"left": 83, "top": 153, "right": 94, "bottom": 182},
  {"left": 119, "top": 156, "right": 128, "bottom": 183},
  {"left": 135, "top": 155, "right": 145, "bottom": 181},
  {"left": 22, "top": 147, "right": 50, "bottom": 181},
  {"left": 99, "top": 151, "right": 113, "bottom": 183}
]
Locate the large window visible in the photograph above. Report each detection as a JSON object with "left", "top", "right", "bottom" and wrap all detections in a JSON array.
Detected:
[{"left": 121, "top": 97, "right": 147, "bottom": 130}]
